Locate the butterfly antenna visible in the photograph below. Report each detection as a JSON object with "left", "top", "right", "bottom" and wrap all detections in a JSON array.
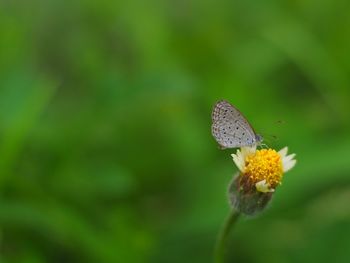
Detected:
[
  {"left": 264, "top": 134, "right": 279, "bottom": 143},
  {"left": 275, "top": 120, "right": 286, "bottom": 125}
]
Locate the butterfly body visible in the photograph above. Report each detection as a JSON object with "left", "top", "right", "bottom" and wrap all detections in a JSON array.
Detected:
[{"left": 211, "top": 100, "right": 263, "bottom": 149}]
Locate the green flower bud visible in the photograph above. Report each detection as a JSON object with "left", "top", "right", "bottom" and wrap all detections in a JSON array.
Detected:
[{"left": 228, "top": 173, "right": 273, "bottom": 216}]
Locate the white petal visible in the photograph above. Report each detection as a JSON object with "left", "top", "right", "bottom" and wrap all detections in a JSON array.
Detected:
[
  {"left": 255, "top": 180, "right": 274, "bottom": 193},
  {"left": 283, "top": 153, "right": 296, "bottom": 164},
  {"left": 241, "top": 146, "right": 256, "bottom": 158},
  {"left": 231, "top": 151, "right": 244, "bottom": 172},
  {"left": 283, "top": 159, "right": 296, "bottom": 173},
  {"left": 278, "top": 147, "right": 288, "bottom": 158},
  {"left": 232, "top": 146, "right": 256, "bottom": 172}
]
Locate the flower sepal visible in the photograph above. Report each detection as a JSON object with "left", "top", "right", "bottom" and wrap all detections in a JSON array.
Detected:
[{"left": 228, "top": 173, "right": 273, "bottom": 216}]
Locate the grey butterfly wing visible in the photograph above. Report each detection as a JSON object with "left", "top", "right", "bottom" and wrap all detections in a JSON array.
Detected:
[{"left": 211, "top": 100, "right": 258, "bottom": 148}]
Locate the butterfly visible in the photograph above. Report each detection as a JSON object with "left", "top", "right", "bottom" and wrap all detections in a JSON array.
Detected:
[{"left": 211, "top": 100, "right": 263, "bottom": 149}]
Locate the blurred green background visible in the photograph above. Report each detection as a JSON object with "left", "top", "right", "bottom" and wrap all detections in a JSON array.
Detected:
[{"left": 1, "top": 0, "right": 350, "bottom": 262}]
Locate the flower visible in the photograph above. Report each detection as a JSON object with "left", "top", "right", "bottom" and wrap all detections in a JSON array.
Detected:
[
  {"left": 228, "top": 146, "right": 296, "bottom": 215},
  {"left": 231, "top": 146, "right": 296, "bottom": 193}
]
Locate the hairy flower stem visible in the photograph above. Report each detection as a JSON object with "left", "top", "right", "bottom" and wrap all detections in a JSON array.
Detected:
[{"left": 214, "top": 209, "right": 240, "bottom": 263}]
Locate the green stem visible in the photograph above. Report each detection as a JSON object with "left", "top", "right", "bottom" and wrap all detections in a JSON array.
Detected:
[{"left": 214, "top": 209, "right": 240, "bottom": 263}]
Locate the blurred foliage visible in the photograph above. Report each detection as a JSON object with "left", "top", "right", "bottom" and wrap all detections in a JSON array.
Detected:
[{"left": 0, "top": 0, "right": 350, "bottom": 262}]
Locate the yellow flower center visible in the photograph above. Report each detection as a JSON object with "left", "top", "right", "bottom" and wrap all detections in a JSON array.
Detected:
[{"left": 244, "top": 149, "right": 283, "bottom": 188}]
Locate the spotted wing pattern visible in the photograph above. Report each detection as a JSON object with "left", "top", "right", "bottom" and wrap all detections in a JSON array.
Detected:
[{"left": 211, "top": 100, "right": 258, "bottom": 148}]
